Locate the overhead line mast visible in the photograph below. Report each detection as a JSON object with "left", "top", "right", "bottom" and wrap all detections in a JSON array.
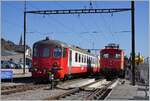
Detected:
[
  {"left": 131, "top": 1, "right": 135, "bottom": 86},
  {"left": 23, "top": 1, "right": 26, "bottom": 74}
]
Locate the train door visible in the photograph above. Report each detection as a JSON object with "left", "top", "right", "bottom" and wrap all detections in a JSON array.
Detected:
[{"left": 69, "top": 50, "right": 72, "bottom": 74}]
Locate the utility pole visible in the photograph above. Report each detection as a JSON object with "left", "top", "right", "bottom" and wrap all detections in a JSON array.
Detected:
[
  {"left": 131, "top": 1, "right": 135, "bottom": 86},
  {"left": 23, "top": 1, "right": 26, "bottom": 74}
]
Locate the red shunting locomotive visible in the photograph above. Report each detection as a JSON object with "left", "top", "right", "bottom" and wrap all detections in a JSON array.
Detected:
[
  {"left": 100, "top": 43, "right": 125, "bottom": 78},
  {"left": 31, "top": 37, "right": 100, "bottom": 81}
]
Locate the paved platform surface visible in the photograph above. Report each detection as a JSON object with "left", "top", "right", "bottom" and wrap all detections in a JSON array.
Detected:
[
  {"left": 56, "top": 78, "right": 95, "bottom": 89},
  {"left": 1, "top": 69, "right": 32, "bottom": 79},
  {"left": 12, "top": 69, "right": 31, "bottom": 78},
  {"left": 13, "top": 72, "right": 32, "bottom": 78},
  {"left": 106, "top": 79, "right": 149, "bottom": 100}
]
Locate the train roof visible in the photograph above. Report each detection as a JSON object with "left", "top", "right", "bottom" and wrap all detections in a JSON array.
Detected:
[
  {"left": 33, "top": 38, "right": 97, "bottom": 57},
  {"left": 100, "top": 43, "right": 123, "bottom": 52},
  {"left": 100, "top": 48, "right": 123, "bottom": 52},
  {"left": 34, "top": 38, "right": 68, "bottom": 47}
]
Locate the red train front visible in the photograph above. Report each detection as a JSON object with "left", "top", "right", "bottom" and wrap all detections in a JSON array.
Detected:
[
  {"left": 31, "top": 38, "right": 68, "bottom": 81},
  {"left": 100, "top": 43, "right": 125, "bottom": 78}
]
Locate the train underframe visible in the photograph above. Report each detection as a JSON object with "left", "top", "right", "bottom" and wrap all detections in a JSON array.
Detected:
[
  {"left": 31, "top": 69, "right": 99, "bottom": 83},
  {"left": 100, "top": 68, "right": 125, "bottom": 79}
]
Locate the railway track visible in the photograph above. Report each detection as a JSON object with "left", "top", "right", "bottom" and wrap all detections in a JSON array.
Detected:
[
  {"left": 1, "top": 77, "right": 90, "bottom": 95},
  {"left": 1, "top": 84, "right": 48, "bottom": 95},
  {"left": 44, "top": 79, "right": 118, "bottom": 100}
]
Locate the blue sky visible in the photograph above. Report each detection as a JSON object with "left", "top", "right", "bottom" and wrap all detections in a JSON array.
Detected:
[{"left": 1, "top": 1, "right": 149, "bottom": 57}]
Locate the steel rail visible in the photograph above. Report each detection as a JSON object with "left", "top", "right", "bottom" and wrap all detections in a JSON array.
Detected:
[
  {"left": 85, "top": 79, "right": 117, "bottom": 100},
  {"left": 1, "top": 84, "right": 47, "bottom": 95},
  {"left": 43, "top": 79, "right": 111, "bottom": 100}
]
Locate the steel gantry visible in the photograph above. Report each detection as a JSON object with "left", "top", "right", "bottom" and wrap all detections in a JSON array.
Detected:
[
  {"left": 23, "top": 1, "right": 135, "bottom": 85},
  {"left": 25, "top": 8, "right": 131, "bottom": 14}
]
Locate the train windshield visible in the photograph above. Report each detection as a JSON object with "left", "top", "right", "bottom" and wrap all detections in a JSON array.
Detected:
[
  {"left": 33, "top": 46, "right": 50, "bottom": 58},
  {"left": 33, "top": 46, "right": 39, "bottom": 57},
  {"left": 101, "top": 53, "right": 109, "bottom": 58},
  {"left": 114, "top": 53, "right": 121, "bottom": 59},
  {"left": 42, "top": 47, "right": 50, "bottom": 57},
  {"left": 53, "top": 47, "right": 62, "bottom": 58},
  {"left": 101, "top": 53, "right": 121, "bottom": 59}
]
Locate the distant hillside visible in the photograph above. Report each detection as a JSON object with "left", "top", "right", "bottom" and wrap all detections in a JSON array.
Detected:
[{"left": 1, "top": 38, "right": 31, "bottom": 53}]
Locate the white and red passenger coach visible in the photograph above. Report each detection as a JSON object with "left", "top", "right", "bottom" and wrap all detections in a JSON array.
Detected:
[{"left": 31, "top": 37, "right": 100, "bottom": 80}]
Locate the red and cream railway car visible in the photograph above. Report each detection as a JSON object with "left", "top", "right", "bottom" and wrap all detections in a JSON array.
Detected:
[
  {"left": 100, "top": 43, "right": 125, "bottom": 78},
  {"left": 31, "top": 37, "right": 100, "bottom": 81}
]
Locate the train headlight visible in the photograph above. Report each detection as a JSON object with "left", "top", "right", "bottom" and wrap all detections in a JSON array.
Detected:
[
  {"left": 43, "top": 69, "right": 47, "bottom": 73},
  {"left": 34, "top": 68, "right": 38, "bottom": 72},
  {"left": 52, "top": 67, "right": 62, "bottom": 71},
  {"left": 53, "top": 62, "right": 59, "bottom": 67},
  {"left": 33, "top": 62, "right": 38, "bottom": 65},
  {"left": 29, "top": 67, "right": 37, "bottom": 72}
]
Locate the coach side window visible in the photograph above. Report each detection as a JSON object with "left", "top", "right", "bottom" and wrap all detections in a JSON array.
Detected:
[
  {"left": 75, "top": 53, "right": 78, "bottom": 62},
  {"left": 79, "top": 54, "right": 81, "bottom": 63},
  {"left": 87, "top": 56, "right": 88, "bottom": 64},
  {"left": 84, "top": 55, "right": 86, "bottom": 63},
  {"left": 82, "top": 55, "right": 84, "bottom": 63}
]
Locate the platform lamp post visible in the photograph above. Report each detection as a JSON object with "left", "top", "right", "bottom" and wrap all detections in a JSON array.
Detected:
[{"left": 131, "top": 1, "right": 136, "bottom": 86}]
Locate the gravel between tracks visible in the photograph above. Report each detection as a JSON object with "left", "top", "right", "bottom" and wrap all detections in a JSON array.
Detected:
[{"left": 1, "top": 86, "right": 68, "bottom": 100}]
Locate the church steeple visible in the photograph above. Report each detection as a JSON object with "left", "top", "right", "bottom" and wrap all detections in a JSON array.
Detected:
[{"left": 19, "top": 34, "right": 22, "bottom": 45}]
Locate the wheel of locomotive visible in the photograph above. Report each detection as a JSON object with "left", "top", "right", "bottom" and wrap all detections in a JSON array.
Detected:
[
  {"left": 68, "top": 74, "right": 72, "bottom": 80},
  {"left": 119, "top": 70, "right": 125, "bottom": 78},
  {"left": 122, "top": 70, "right": 125, "bottom": 78}
]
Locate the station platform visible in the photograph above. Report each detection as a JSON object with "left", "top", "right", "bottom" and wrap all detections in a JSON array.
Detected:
[
  {"left": 106, "top": 79, "right": 149, "bottom": 100},
  {"left": 1, "top": 69, "right": 32, "bottom": 84},
  {"left": 13, "top": 72, "right": 32, "bottom": 78},
  {"left": 1, "top": 69, "right": 31, "bottom": 79}
]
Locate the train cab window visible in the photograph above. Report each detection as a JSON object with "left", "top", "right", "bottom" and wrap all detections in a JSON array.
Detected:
[
  {"left": 33, "top": 47, "right": 38, "bottom": 57},
  {"left": 102, "top": 53, "right": 109, "bottom": 58},
  {"left": 54, "top": 47, "right": 62, "bottom": 58},
  {"left": 63, "top": 48, "right": 67, "bottom": 57},
  {"left": 43, "top": 47, "right": 50, "bottom": 57},
  {"left": 115, "top": 53, "right": 121, "bottom": 59}
]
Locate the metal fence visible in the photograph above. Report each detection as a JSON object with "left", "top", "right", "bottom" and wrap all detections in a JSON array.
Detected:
[{"left": 135, "top": 57, "right": 149, "bottom": 85}]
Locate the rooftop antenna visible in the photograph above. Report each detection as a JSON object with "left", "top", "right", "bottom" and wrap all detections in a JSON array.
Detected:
[
  {"left": 89, "top": 0, "right": 93, "bottom": 9},
  {"left": 46, "top": 36, "right": 49, "bottom": 40}
]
